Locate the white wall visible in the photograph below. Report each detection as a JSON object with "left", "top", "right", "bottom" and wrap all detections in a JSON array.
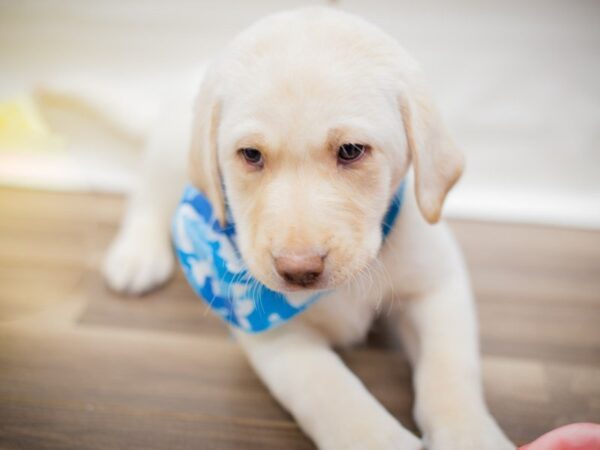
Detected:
[{"left": 1, "top": 0, "right": 599, "bottom": 227}]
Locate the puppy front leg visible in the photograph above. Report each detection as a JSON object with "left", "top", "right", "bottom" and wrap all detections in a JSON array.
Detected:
[
  {"left": 103, "top": 104, "right": 189, "bottom": 294},
  {"left": 398, "top": 273, "right": 514, "bottom": 450},
  {"left": 235, "top": 326, "right": 422, "bottom": 450}
]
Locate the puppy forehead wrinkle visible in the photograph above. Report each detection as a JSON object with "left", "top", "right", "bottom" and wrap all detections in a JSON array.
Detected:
[{"left": 223, "top": 93, "right": 396, "bottom": 159}]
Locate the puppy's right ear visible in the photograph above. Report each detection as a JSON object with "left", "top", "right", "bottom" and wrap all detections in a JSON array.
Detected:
[{"left": 189, "top": 72, "right": 226, "bottom": 225}]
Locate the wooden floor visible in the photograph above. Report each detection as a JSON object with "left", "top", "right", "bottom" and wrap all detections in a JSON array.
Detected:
[{"left": 0, "top": 188, "right": 599, "bottom": 449}]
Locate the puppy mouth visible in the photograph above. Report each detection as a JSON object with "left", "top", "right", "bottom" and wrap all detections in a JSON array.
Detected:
[
  {"left": 266, "top": 267, "right": 329, "bottom": 293},
  {"left": 279, "top": 277, "right": 327, "bottom": 293}
]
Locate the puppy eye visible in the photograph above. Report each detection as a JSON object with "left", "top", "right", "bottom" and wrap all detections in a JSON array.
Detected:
[
  {"left": 239, "top": 147, "right": 264, "bottom": 168},
  {"left": 337, "top": 143, "right": 367, "bottom": 164}
]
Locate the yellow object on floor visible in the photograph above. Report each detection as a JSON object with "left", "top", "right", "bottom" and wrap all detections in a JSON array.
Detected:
[{"left": 0, "top": 96, "right": 64, "bottom": 151}]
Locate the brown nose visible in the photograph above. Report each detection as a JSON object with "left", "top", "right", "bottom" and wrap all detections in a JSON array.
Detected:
[{"left": 274, "top": 253, "right": 325, "bottom": 287}]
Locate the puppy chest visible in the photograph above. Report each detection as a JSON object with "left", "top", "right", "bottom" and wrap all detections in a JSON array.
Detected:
[{"left": 298, "top": 289, "right": 379, "bottom": 347}]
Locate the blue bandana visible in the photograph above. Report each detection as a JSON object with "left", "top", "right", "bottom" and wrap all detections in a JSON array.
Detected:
[{"left": 172, "top": 182, "right": 405, "bottom": 333}]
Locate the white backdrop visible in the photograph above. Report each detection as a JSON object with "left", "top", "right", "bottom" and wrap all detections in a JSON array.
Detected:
[{"left": 1, "top": 0, "right": 599, "bottom": 227}]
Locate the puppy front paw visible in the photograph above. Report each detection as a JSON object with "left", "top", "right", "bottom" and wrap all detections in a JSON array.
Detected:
[
  {"left": 102, "top": 219, "right": 174, "bottom": 295},
  {"left": 346, "top": 426, "right": 422, "bottom": 450},
  {"left": 424, "top": 414, "right": 514, "bottom": 450}
]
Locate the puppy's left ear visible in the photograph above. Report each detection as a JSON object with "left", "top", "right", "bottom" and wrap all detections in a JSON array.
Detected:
[
  {"left": 399, "top": 81, "right": 464, "bottom": 224},
  {"left": 189, "top": 69, "right": 226, "bottom": 225}
]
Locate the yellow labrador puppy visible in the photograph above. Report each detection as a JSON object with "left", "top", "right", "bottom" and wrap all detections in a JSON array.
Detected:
[{"left": 104, "top": 7, "right": 514, "bottom": 450}]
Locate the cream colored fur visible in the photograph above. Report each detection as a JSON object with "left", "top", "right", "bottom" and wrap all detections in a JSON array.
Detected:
[{"left": 103, "top": 7, "right": 514, "bottom": 450}]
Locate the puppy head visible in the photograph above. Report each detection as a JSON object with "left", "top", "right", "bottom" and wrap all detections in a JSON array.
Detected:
[{"left": 190, "top": 8, "right": 463, "bottom": 293}]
